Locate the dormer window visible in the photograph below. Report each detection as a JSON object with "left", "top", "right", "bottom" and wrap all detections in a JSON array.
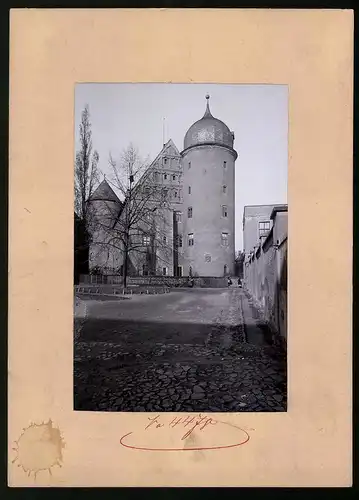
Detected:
[{"left": 259, "top": 221, "right": 271, "bottom": 237}]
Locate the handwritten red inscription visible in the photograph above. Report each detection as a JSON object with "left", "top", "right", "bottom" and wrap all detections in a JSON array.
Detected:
[{"left": 120, "top": 413, "right": 250, "bottom": 452}]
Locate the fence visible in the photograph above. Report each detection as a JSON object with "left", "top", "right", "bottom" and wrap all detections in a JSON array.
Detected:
[{"left": 79, "top": 274, "right": 228, "bottom": 288}]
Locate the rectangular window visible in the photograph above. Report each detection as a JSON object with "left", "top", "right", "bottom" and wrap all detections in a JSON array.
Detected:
[
  {"left": 223, "top": 185, "right": 227, "bottom": 193},
  {"left": 188, "top": 206, "right": 193, "bottom": 218},
  {"left": 221, "top": 232, "right": 229, "bottom": 246},
  {"left": 176, "top": 266, "right": 183, "bottom": 277},
  {"left": 142, "top": 235, "right": 150, "bottom": 246},
  {"left": 222, "top": 205, "right": 228, "bottom": 217},
  {"left": 223, "top": 161, "right": 227, "bottom": 169},
  {"left": 172, "top": 174, "right": 176, "bottom": 181},
  {"left": 259, "top": 221, "right": 271, "bottom": 237},
  {"left": 162, "top": 267, "right": 167, "bottom": 276},
  {"left": 175, "top": 211, "right": 182, "bottom": 223},
  {"left": 177, "top": 235, "right": 183, "bottom": 247},
  {"left": 205, "top": 254, "right": 211, "bottom": 262},
  {"left": 163, "top": 235, "right": 167, "bottom": 244},
  {"left": 188, "top": 161, "right": 191, "bottom": 169},
  {"left": 164, "top": 173, "right": 167, "bottom": 180},
  {"left": 143, "top": 264, "right": 149, "bottom": 276},
  {"left": 164, "top": 158, "right": 167, "bottom": 164},
  {"left": 174, "top": 191, "right": 178, "bottom": 198},
  {"left": 188, "top": 233, "right": 194, "bottom": 246},
  {"left": 188, "top": 186, "right": 191, "bottom": 194}
]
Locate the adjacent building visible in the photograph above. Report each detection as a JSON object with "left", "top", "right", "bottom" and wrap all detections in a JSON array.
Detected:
[{"left": 243, "top": 204, "right": 288, "bottom": 341}]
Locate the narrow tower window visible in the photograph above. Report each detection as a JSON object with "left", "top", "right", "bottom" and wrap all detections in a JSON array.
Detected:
[
  {"left": 172, "top": 174, "right": 176, "bottom": 181},
  {"left": 188, "top": 206, "right": 193, "bottom": 218},
  {"left": 188, "top": 233, "right": 194, "bottom": 246},
  {"left": 223, "top": 161, "right": 227, "bottom": 169},
  {"left": 188, "top": 161, "right": 191, "bottom": 169},
  {"left": 221, "top": 232, "right": 229, "bottom": 246},
  {"left": 164, "top": 173, "right": 167, "bottom": 180},
  {"left": 222, "top": 205, "right": 228, "bottom": 217},
  {"left": 188, "top": 186, "right": 191, "bottom": 194},
  {"left": 163, "top": 235, "right": 167, "bottom": 244},
  {"left": 223, "top": 185, "right": 227, "bottom": 193}
]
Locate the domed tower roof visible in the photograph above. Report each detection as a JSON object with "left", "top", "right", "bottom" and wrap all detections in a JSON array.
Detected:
[{"left": 183, "top": 95, "right": 235, "bottom": 151}]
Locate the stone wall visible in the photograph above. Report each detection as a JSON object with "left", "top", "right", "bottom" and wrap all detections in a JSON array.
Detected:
[{"left": 182, "top": 144, "right": 236, "bottom": 277}]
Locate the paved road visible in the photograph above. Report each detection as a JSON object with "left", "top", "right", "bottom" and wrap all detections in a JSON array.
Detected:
[{"left": 74, "top": 287, "right": 286, "bottom": 412}]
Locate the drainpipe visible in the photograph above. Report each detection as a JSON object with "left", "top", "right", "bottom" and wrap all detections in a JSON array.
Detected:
[{"left": 274, "top": 240, "right": 280, "bottom": 337}]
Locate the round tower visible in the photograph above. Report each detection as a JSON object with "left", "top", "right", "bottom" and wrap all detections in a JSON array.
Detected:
[
  {"left": 87, "top": 179, "right": 122, "bottom": 273},
  {"left": 181, "top": 95, "right": 238, "bottom": 277}
]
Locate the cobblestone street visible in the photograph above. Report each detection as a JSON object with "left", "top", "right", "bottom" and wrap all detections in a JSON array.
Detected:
[{"left": 74, "top": 287, "right": 286, "bottom": 412}]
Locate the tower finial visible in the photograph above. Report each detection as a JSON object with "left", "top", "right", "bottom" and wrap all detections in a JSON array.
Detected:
[{"left": 203, "top": 94, "right": 213, "bottom": 118}]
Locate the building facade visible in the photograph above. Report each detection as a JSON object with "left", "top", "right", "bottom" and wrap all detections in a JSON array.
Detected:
[{"left": 87, "top": 96, "right": 237, "bottom": 278}]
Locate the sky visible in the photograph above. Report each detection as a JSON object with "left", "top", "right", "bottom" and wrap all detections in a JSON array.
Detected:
[{"left": 75, "top": 83, "right": 288, "bottom": 250}]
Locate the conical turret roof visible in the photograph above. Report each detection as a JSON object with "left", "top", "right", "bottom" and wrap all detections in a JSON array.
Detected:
[{"left": 89, "top": 179, "right": 121, "bottom": 204}]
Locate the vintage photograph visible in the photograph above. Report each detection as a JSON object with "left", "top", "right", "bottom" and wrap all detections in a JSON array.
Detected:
[{"left": 74, "top": 83, "right": 288, "bottom": 412}]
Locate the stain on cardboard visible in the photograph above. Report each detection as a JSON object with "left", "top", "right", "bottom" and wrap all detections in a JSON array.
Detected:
[{"left": 12, "top": 419, "right": 65, "bottom": 479}]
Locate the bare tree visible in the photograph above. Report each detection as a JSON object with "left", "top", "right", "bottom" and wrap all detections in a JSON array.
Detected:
[
  {"left": 92, "top": 143, "right": 178, "bottom": 287},
  {"left": 74, "top": 104, "right": 101, "bottom": 227}
]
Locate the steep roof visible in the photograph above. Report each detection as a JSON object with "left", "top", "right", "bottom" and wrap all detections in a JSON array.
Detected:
[{"left": 89, "top": 180, "right": 121, "bottom": 204}]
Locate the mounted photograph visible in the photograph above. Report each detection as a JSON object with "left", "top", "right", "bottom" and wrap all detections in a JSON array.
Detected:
[{"left": 73, "top": 83, "right": 288, "bottom": 413}]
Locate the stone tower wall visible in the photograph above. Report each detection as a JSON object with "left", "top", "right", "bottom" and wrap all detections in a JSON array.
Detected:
[{"left": 182, "top": 144, "right": 236, "bottom": 277}]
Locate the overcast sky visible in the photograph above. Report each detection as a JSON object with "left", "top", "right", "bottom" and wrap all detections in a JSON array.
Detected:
[{"left": 75, "top": 83, "right": 288, "bottom": 250}]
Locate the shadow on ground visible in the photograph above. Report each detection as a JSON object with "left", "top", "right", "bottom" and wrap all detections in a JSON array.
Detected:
[{"left": 74, "top": 315, "right": 287, "bottom": 413}]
